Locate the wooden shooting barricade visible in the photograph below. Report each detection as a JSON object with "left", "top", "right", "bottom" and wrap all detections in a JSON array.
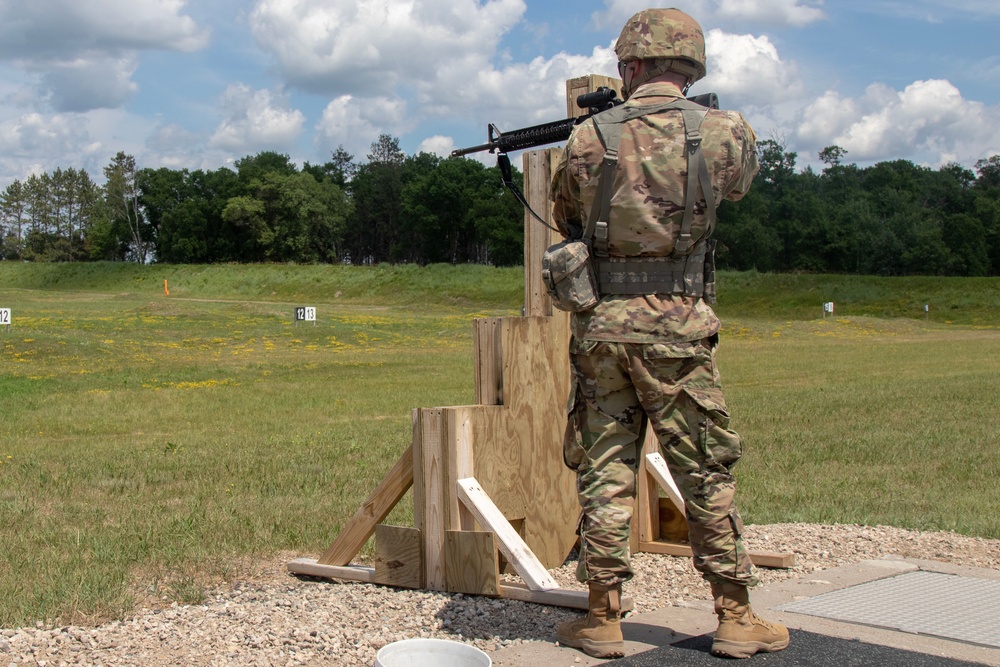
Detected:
[{"left": 287, "top": 75, "right": 793, "bottom": 609}]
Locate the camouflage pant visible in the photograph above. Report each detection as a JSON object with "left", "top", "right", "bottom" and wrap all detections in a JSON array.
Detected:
[{"left": 563, "top": 336, "right": 758, "bottom": 588}]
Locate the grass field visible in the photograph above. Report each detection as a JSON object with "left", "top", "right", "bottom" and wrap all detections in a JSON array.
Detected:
[{"left": 1, "top": 262, "right": 998, "bottom": 628}]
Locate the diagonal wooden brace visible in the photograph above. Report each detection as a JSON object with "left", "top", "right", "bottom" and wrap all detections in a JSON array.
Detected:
[{"left": 456, "top": 477, "right": 559, "bottom": 591}]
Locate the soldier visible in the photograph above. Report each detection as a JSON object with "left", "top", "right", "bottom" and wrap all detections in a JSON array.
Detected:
[{"left": 550, "top": 7, "right": 790, "bottom": 660}]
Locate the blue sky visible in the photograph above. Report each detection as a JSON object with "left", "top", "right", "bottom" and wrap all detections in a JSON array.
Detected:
[{"left": 1, "top": 0, "right": 999, "bottom": 188}]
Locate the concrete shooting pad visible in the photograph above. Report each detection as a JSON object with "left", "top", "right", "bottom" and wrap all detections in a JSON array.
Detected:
[
  {"left": 775, "top": 570, "right": 1000, "bottom": 649},
  {"left": 490, "top": 558, "right": 1000, "bottom": 667}
]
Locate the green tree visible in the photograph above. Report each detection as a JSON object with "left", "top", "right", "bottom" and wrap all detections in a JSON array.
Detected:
[
  {"left": 142, "top": 167, "right": 243, "bottom": 263},
  {"left": 818, "top": 145, "right": 848, "bottom": 168},
  {"left": 222, "top": 171, "right": 349, "bottom": 263},
  {"left": 303, "top": 145, "right": 357, "bottom": 189},
  {"left": 345, "top": 134, "right": 407, "bottom": 263},
  {"left": 103, "top": 152, "right": 152, "bottom": 261},
  {"left": 0, "top": 180, "right": 28, "bottom": 260}
]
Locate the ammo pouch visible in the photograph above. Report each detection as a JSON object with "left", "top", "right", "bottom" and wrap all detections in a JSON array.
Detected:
[{"left": 541, "top": 239, "right": 600, "bottom": 312}]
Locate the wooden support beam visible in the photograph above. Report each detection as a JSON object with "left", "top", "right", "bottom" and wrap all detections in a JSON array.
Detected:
[
  {"left": 500, "top": 582, "right": 634, "bottom": 612},
  {"left": 287, "top": 558, "right": 375, "bottom": 582},
  {"left": 638, "top": 541, "right": 796, "bottom": 569},
  {"left": 415, "top": 408, "right": 448, "bottom": 591},
  {"left": 318, "top": 444, "right": 414, "bottom": 566},
  {"left": 645, "top": 452, "right": 685, "bottom": 512},
  {"left": 633, "top": 424, "right": 663, "bottom": 550},
  {"left": 523, "top": 149, "right": 561, "bottom": 317},
  {"left": 448, "top": 408, "right": 476, "bottom": 532},
  {"left": 457, "top": 477, "right": 559, "bottom": 591}
]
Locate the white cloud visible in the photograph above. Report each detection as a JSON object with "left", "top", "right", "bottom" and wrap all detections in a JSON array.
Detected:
[
  {"left": 417, "top": 135, "right": 456, "bottom": 158},
  {"left": 0, "top": 111, "right": 116, "bottom": 185},
  {"left": 0, "top": 1, "right": 208, "bottom": 113},
  {"left": 701, "top": 30, "right": 801, "bottom": 107},
  {"left": 716, "top": 0, "right": 825, "bottom": 26},
  {"left": 249, "top": 0, "right": 526, "bottom": 97},
  {"left": 795, "top": 79, "right": 1000, "bottom": 166},
  {"left": 209, "top": 84, "right": 306, "bottom": 153},
  {"left": 0, "top": 1, "right": 208, "bottom": 60},
  {"left": 314, "top": 95, "right": 411, "bottom": 158},
  {"left": 35, "top": 55, "right": 140, "bottom": 112},
  {"left": 0, "top": 112, "right": 89, "bottom": 157}
]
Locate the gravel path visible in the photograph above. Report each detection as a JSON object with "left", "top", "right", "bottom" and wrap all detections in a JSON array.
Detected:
[{"left": 2, "top": 523, "right": 998, "bottom": 667}]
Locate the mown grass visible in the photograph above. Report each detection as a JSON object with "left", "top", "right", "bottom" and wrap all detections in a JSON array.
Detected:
[{"left": 1, "top": 262, "right": 999, "bottom": 628}]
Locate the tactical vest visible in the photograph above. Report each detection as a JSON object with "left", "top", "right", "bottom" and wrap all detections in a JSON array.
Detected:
[{"left": 582, "top": 99, "right": 718, "bottom": 303}]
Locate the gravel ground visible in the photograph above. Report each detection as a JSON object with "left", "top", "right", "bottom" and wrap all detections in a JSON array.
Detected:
[{"left": 2, "top": 523, "right": 998, "bottom": 667}]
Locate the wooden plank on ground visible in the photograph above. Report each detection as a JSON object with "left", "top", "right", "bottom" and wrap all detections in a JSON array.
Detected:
[
  {"left": 457, "top": 477, "right": 559, "bottom": 591},
  {"left": 500, "top": 582, "right": 634, "bottom": 612},
  {"left": 638, "top": 541, "right": 796, "bottom": 569},
  {"left": 445, "top": 530, "right": 500, "bottom": 596},
  {"left": 317, "top": 443, "right": 414, "bottom": 566},
  {"left": 374, "top": 525, "right": 423, "bottom": 589},
  {"left": 287, "top": 558, "right": 375, "bottom": 582}
]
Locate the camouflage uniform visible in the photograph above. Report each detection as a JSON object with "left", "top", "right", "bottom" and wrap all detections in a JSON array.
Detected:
[{"left": 551, "top": 79, "right": 760, "bottom": 588}]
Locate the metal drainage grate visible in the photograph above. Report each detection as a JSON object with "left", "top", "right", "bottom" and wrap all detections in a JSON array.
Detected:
[{"left": 776, "top": 570, "right": 1000, "bottom": 648}]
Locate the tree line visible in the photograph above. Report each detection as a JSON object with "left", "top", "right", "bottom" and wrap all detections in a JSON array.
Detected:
[
  {"left": 2, "top": 134, "right": 1000, "bottom": 276},
  {"left": 716, "top": 142, "right": 1000, "bottom": 276},
  {"left": 0, "top": 135, "right": 524, "bottom": 267}
]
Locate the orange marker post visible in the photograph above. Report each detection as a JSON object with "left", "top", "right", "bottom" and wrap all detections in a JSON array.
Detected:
[{"left": 164, "top": 279, "right": 170, "bottom": 296}]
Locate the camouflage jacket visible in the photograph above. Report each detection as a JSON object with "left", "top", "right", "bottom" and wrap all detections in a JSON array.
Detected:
[{"left": 550, "top": 80, "right": 759, "bottom": 344}]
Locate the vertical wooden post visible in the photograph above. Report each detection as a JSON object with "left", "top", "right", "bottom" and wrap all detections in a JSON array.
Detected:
[{"left": 523, "top": 149, "right": 560, "bottom": 317}]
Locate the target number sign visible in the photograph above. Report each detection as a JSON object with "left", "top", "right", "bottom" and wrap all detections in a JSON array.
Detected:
[
  {"left": 295, "top": 306, "right": 316, "bottom": 322},
  {"left": 0, "top": 308, "right": 9, "bottom": 326}
]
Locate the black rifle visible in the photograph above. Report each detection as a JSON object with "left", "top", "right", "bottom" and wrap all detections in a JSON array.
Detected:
[
  {"left": 450, "top": 87, "right": 719, "bottom": 157},
  {"left": 450, "top": 87, "right": 719, "bottom": 230}
]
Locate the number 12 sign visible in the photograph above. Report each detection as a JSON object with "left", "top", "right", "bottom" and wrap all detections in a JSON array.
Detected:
[{"left": 0, "top": 308, "right": 10, "bottom": 327}]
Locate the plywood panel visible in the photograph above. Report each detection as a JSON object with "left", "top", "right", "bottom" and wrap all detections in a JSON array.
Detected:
[
  {"left": 474, "top": 318, "right": 503, "bottom": 405},
  {"left": 445, "top": 530, "right": 500, "bottom": 596},
  {"left": 374, "top": 525, "right": 423, "bottom": 589}
]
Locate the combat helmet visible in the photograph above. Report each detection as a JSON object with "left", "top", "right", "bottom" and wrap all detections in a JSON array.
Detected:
[{"left": 615, "top": 8, "right": 706, "bottom": 95}]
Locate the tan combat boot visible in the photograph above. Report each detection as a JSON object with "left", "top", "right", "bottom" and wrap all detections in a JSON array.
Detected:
[
  {"left": 556, "top": 583, "right": 625, "bottom": 659},
  {"left": 710, "top": 581, "right": 790, "bottom": 659}
]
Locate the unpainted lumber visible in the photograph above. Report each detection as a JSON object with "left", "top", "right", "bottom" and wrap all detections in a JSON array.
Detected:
[
  {"left": 318, "top": 444, "right": 414, "bottom": 566},
  {"left": 457, "top": 477, "right": 559, "bottom": 591}
]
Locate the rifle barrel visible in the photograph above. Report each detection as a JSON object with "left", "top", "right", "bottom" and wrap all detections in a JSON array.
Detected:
[{"left": 450, "top": 141, "right": 497, "bottom": 158}]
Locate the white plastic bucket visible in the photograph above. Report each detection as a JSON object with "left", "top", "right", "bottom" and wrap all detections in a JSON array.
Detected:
[{"left": 374, "top": 638, "right": 492, "bottom": 667}]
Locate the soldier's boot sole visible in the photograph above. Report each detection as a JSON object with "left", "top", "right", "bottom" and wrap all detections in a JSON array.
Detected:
[
  {"left": 558, "top": 634, "right": 626, "bottom": 659},
  {"left": 710, "top": 635, "right": 791, "bottom": 660}
]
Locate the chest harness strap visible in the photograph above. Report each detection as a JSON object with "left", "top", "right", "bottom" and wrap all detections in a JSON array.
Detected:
[{"left": 583, "top": 99, "right": 719, "bottom": 303}]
